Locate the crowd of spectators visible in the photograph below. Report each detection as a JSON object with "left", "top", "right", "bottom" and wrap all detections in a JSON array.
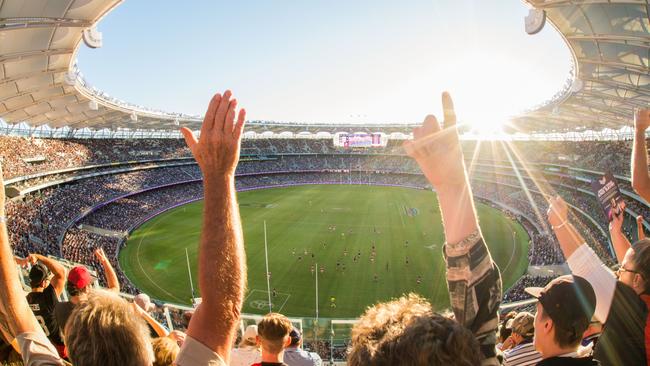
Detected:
[
  {"left": 5, "top": 145, "right": 634, "bottom": 302},
  {"left": 2, "top": 135, "right": 644, "bottom": 181}
]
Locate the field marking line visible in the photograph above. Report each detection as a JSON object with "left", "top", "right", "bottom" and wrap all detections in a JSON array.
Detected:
[
  {"left": 501, "top": 226, "right": 519, "bottom": 277},
  {"left": 242, "top": 289, "right": 261, "bottom": 305},
  {"left": 135, "top": 214, "right": 185, "bottom": 303},
  {"left": 276, "top": 293, "right": 291, "bottom": 314},
  {"left": 245, "top": 289, "right": 291, "bottom": 313}
]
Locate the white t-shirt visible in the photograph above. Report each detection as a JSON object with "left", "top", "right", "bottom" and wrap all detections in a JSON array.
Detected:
[{"left": 230, "top": 345, "right": 262, "bottom": 366}]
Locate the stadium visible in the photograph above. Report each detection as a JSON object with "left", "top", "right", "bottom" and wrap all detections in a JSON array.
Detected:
[{"left": 1, "top": 1, "right": 649, "bottom": 365}]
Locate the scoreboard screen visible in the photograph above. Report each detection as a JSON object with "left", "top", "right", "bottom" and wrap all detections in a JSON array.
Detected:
[{"left": 334, "top": 133, "right": 387, "bottom": 148}]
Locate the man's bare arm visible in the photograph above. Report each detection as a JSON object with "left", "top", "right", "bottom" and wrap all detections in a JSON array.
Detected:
[
  {"left": 180, "top": 90, "right": 247, "bottom": 363},
  {"left": 95, "top": 248, "right": 119, "bottom": 292},
  {"left": 131, "top": 303, "right": 169, "bottom": 338},
  {"left": 0, "top": 163, "right": 44, "bottom": 338},
  {"left": 404, "top": 92, "right": 501, "bottom": 365},
  {"left": 632, "top": 109, "right": 650, "bottom": 201},
  {"left": 608, "top": 202, "right": 631, "bottom": 263},
  {"left": 637, "top": 215, "right": 646, "bottom": 241}
]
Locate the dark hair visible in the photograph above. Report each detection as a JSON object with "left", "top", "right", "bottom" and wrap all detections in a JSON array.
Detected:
[
  {"left": 632, "top": 240, "right": 650, "bottom": 294},
  {"left": 348, "top": 294, "right": 481, "bottom": 366},
  {"left": 498, "top": 324, "right": 512, "bottom": 343},
  {"left": 66, "top": 281, "right": 90, "bottom": 297},
  {"left": 538, "top": 306, "right": 582, "bottom": 348}
]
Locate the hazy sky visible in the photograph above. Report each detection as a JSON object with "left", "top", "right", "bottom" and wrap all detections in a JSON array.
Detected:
[{"left": 77, "top": 0, "right": 571, "bottom": 131}]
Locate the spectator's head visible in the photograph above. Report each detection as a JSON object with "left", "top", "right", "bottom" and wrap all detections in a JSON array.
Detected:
[
  {"left": 509, "top": 312, "right": 535, "bottom": 344},
  {"left": 152, "top": 337, "right": 179, "bottom": 366},
  {"left": 348, "top": 294, "right": 481, "bottom": 366},
  {"left": 239, "top": 324, "right": 259, "bottom": 347},
  {"left": 66, "top": 266, "right": 93, "bottom": 297},
  {"left": 289, "top": 327, "right": 301, "bottom": 348},
  {"left": 257, "top": 313, "right": 292, "bottom": 356},
  {"left": 28, "top": 263, "right": 49, "bottom": 289},
  {"left": 64, "top": 290, "right": 153, "bottom": 366},
  {"left": 134, "top": 293, "right": 155, "bottom": 313},
  {"left": 526, "top": 275, "right": 596, "bottom": 358},
  {"left": 617, "top": 239, "right": 650, "bottom": 295}
]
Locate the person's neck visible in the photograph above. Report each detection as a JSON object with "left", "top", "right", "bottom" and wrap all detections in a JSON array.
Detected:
[
  {"left": 31, "top": 287, "right": 44, "bottom": 293},
  {"left": 261, "top": 350, "right": 284, "bottom": 363},
  {"left": 542, "top": 344, "right": 579, "bottom": 359}
]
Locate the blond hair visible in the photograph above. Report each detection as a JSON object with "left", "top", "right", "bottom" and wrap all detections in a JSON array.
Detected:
[
  {"left": 257, "top": 313, "right": 292, "bottom": 354},
  {"left": 152, "top": 337, "right": 179, "bottom": 366},
  {"left": 348, "top": 294, "right": 480, "bottom": 366},
  {"left": 64, "top": 290, "right": 154, "bottom": 366}
]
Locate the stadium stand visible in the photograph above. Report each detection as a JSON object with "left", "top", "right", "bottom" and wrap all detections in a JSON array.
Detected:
[{"left": 1, "top": 0, "right": 649, "bottom": 364}]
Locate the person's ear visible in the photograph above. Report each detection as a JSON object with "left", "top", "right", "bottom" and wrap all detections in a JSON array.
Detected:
[
  {"left": 284, "top": 335, "right": 291, "bottom": 348},
  {"left": 544, "top": 318, "right": 554, "bottom": 337},
  {"left": 633, "top": 273, "right": 645, "bottom": 292}
]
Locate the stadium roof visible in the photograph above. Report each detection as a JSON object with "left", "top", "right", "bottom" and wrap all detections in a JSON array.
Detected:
[
  {"left": 513, "top": 0, "right": 650, "bottom": 134},
  {"left": 0, "top": 0, "right": 648, "bottom": 135}
]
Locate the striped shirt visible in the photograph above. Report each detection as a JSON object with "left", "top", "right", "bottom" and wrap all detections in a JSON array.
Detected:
[{"left": 503, "top": 339, "right": 542, "bottom": 366}]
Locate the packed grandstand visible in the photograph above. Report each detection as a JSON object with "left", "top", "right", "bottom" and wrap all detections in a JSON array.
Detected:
[{"left": 1, "top": 0, "right": 650, "bottom": 366}]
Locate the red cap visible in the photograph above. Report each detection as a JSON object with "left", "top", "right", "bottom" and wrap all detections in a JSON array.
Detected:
[{"left": 68, "top": 266, "right": 92, "bottom": 289}]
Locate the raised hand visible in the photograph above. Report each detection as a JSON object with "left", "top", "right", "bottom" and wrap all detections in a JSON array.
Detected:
[
  {"left": 609, "top": 201, "right": 626, "bottom": 233},
  {"left": 94, "top": 247, "right": 109, "bottom": 263},
  {"left": 637, "top": 216, "right": 645, "bottom": 240},
  {"left": 168, "top": 330, "right": 187, "bottom": 346},
  {"left": 180, "top": 90, "right": 246, "bottom": 180},
  {"left": 26, "top": 253, "right": 38, "bottom": 265},
  {"left": 547, "top": 196, "right": 569, "bottom": 227},
  {"left": 14, "top": 257, "right": 30, "bottom": 268},
  {"left": 403, "top": 92, "right": 466, "bottom": 190},
  {"left": 634, "top": 109, "right": 650, "bottom": 132}
]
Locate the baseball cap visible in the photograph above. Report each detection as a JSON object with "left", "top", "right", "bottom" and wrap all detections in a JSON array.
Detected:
[
  {"left": 29, "top": 263, "right": 49, "bottom": 287},
  {"left": 289, "top": 326, "right": 301, "bottom": 346},
  {"left": 525, "top": 275, "right": 596, "bottom": 338},
  {"left": 510, "top": 312, "right": 535, "bottom": 338},
  {"left": 67, "top": 266, "right": 92, "bottom": 289},
  {"left": 243, "top": 325, "right": 258, "bottom": 343},
  {"left": 134, "top": 293, "right": 155, "bottom": 312}
]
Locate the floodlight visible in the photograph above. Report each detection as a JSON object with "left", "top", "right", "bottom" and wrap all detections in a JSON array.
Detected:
[
  {"left": 64, "top": 72, "right": 76, "bottom": 86},
  {"left": 82, "top": 27, "right": 103, "bottom": 49},
  {"left": 571, "top": 79, "right": 583, "bottom": 93},
  {"left": 525, "top": 9, "right": 546, "bottom": 35}
]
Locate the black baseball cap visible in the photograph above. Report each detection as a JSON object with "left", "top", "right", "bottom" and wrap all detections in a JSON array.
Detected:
[
  {"left": 29, "top": 263, "right": 49, "bottom": 287},
  {"left": 289, "top": 327, "right": 301, "bottom": 346},
  {"left": 525, "top": 275, "right": 596, "bottom": 338}
]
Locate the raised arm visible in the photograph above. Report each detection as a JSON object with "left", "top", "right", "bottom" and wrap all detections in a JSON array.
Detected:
[
  {"left": 0, "top": 163, "right": 63, "bottom": 364},
  {"left": 131, "top": 303, "right": 169, "bottom": 338},
  {"left": 632, "top": 109, "right": 650, "bottom": 201},
  {"left": 637, "top": 215, "right": 646, "bottom": 241},
  {"left": 608, "top": 201, "right": 632, "bottom": 263},
  {"left": 404, "top": 92, "right": 501, "bottom": 366},
  {"left": 30, "top": 254, "right": 67, "bottom": 296},
  {"left": 95, "top": 248, "right": 120, "bottom": 292},
  {"left": 547, "top": 196, "right": 616, "bottom": 323},
  {"left": 179, "top": 90, "right": 247, "bottom": 363},
  {"left": 0, "top": 163, "right": 42, "bottom": 337}
]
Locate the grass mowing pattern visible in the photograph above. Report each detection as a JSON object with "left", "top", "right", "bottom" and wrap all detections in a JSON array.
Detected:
[{"left": 120, "top": 185, "right": 529, "bottom": 318}]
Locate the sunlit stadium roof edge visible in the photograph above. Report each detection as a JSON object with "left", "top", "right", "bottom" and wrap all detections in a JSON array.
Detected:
[{"left": 0, "top": 0, "right": 648, "bottom": 138}]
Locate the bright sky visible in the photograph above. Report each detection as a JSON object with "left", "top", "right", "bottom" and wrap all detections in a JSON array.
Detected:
[{"left": 77, "top": 0, "right": 571, "bottom": 132}]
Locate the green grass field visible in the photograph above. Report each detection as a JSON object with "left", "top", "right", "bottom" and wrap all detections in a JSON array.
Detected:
[{"left": 119, "top": 185, "right": 529, "bottom": 318}]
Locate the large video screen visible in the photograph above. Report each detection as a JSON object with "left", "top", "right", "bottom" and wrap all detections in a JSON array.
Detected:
[{"left": 334, "top": 133, "right": 386, "bottom": 148}]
